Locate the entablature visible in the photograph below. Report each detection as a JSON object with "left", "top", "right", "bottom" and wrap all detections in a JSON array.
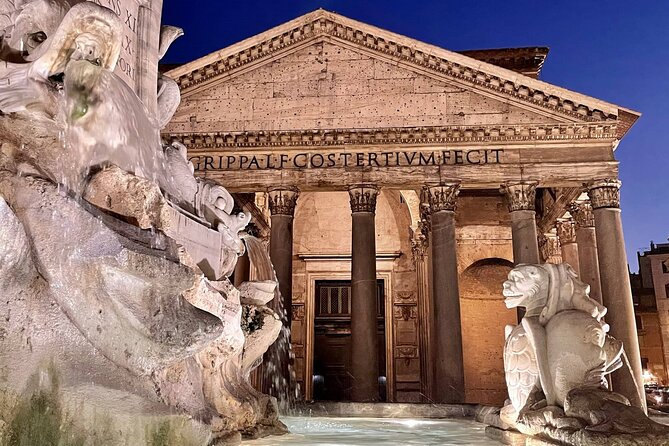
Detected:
[{"left": 164, "top": 123, "right": 618, "bottom": 150}]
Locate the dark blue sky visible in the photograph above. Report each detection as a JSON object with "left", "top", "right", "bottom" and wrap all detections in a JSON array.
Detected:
[{"left": 162, "top": 1, "right": 669, "bottom": 271}]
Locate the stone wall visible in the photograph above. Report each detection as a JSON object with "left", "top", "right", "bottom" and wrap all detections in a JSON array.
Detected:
[{"left": 456, "top": 195, "right": 515, "bottom": 405}]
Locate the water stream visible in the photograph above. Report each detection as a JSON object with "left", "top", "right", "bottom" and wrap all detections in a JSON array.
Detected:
[
  {"left": 244, "top": 235, "right": 301, "bottom": 410},
  {"left": 62, "top": 59, "right": 169, "bottom": 195}
]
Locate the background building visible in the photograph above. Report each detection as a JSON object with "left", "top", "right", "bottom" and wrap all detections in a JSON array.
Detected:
[
  {"left": 633, "top": 242, "right": 669, "bottom": 385},
  {"left": 163, "top": 10, "right": 643, "bottom": 405}
]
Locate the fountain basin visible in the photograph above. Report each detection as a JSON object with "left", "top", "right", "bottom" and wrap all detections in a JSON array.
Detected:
[{"left": 245, "top": 416, "right": 498, "bottom": 445}]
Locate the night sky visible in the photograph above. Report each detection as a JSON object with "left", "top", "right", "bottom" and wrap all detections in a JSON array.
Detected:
[{"left": 162, "top": 1, "right": 669, "bottom": 271}]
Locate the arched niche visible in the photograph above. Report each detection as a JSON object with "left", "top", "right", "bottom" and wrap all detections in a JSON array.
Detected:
[{"left": 459, "top": 257, "right": 516, "bottom": 405}]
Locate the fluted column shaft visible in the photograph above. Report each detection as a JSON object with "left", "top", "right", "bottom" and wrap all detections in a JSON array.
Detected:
[
  {"left": 571, "top": 202, "right": 602, "bottom": 304},
  {"left": 588, "top": 179, "right": 645, "bottom": 410},
  {"left": 424, "top": 183, "right": 465, "bottom": 403},
  {"left": 349, "top": 185, "right": 380, "bottom": 402},
  {"left": 502, "top": 182, "right": 540, "bottom": 265},
  {"left": 557, "top": 219, "right": 580, "bottom": 274}
]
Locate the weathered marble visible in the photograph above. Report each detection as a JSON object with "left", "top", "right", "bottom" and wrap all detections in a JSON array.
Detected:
[
  {"left": 0, "top": 1, "right": 284, "bottom": 444},
  {"left": 493, "top": 263, "right": 668, "bottom": 445}
]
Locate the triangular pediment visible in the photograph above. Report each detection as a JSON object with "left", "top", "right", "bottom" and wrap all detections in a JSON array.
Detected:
[
  {"left": 166, "top": 9, "right": 639, "bottom": 139},
  {"left": 168, "top": 40, "right": 573, "bottom": 133}
]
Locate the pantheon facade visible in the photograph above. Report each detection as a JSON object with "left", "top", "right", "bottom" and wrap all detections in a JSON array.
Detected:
[{"left": 163, "top": 10, "right": 642, "bottom": 405}]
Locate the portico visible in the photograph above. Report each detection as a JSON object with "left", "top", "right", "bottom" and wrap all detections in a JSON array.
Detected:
[{"left": 163, "top": 10, "right": 641, "bottom": 405}]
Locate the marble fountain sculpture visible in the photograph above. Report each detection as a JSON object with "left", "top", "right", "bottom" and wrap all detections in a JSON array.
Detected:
[
  {"left": 0, "top": 1, "right": 286, "bottom": 444},
  {"left": 489, "top": 263, "right": 669, "bottom": 445}
]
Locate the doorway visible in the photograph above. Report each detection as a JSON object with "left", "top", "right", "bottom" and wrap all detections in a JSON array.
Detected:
[{"left": 312, "top": 279, "right": 386, "bottom": 401}]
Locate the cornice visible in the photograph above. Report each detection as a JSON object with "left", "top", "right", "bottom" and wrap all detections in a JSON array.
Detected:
[
  {"left": 163, "top": 123, "right": 617, "bottom": 150},
  {"left": 167, "top": 11, "right": 627, "bottom": 125}
]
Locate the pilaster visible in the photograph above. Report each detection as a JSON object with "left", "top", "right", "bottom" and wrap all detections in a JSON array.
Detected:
[{"left": 557, "top": 219, "right": 580, "bottom": 273}]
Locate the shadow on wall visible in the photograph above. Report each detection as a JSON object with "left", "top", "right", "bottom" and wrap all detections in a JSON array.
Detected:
[{"left": 459, "top": 258, "right": 516, "bottom": 406}]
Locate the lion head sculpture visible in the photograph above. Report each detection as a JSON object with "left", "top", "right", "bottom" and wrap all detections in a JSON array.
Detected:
[{"left": 503, "top": 263, "right": 606, "bottom": 324}]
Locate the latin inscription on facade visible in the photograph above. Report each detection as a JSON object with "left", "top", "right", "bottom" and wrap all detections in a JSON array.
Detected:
[
  {"left": 89, "top": 0, "right": 144, "bottom": 90},
  {"left": 189, "top": 148, "right": 505, "bottom": 172}
]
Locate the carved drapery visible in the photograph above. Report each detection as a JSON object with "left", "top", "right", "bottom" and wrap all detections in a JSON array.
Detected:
[
  {"left": 587, "top": 179, "right": 621, "bottom": 209},
  {"left": 267, "top": 186, "right": 299, "bottom": 216},
  {"left": 348, "top": 184, "right": 379, "bottom": 213},
  {"left": 501, "top": 181, "right": 537, "bottom": 212}
]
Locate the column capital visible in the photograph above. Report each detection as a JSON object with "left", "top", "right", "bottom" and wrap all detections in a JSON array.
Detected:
[
  {"left": 348, "top": 184, "right": 379, "bottom": 213},
  {"left": 570, "top": 201, "right": 595, "bottom": 228},
  {"left": 267, "top": 186, "right": 299, "bottom": 216},
  {"left": 556, "top": 219, "right": 577, "bottom": 244},
  {"left": 500, "top": 181, "right": 538, "bottom": 212},
  {"left": 587, "top": 179, "right": 621, "bottom": 209},
  {"left": 422, "top": 182, "right": 460, "bottom": 213},
  {"left": 410, "top": 220, "right": 430, "bottom": 261},
  {"left": 539, "top": 233, "right": 561, "bottom": 264}
]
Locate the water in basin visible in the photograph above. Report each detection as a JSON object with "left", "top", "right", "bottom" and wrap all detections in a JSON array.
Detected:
[{"left": 245, "top": 416, "right": 498, "bottom": 445}]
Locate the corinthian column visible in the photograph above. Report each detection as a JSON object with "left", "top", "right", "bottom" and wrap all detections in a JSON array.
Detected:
[
  {"left": 557, "top": 219, "right": 580, "bottom": 274},
  {"left": 265, "top": 186, "right": 299, "bottom": 402},
  {"left": 424, "top": 182, "right": 464, "bottom": 403},
  {"left": 268, "top": 186, "right": 299, "bottom": 326},
  {"left": 588, "top": 179, "right": 645, "bottom": 410},
  {"left": 348, "top": 184, "right": 380, "bottom": 402},
  {"left": 501, "top": 182, "right": 540, "bottom": 265},
  {"left": 570, "top": 201, "right": 602, "bottom": 304}
]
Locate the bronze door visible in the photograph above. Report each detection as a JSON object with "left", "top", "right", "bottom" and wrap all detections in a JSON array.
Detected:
[{"left": 312, "top": 280, "right": 386, "bottom": 401}]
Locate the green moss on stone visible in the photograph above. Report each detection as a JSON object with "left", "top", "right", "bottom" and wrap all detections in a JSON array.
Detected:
[{"left": 2, "top": 367, "right": 85, "bottom": 446}]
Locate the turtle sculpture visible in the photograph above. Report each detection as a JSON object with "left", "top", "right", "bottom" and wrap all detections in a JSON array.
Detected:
[{"left": 499, "top": 263, "right": 669, "bottom": 445}]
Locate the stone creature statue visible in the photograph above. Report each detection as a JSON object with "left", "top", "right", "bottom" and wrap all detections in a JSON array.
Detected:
[
  {"left": 502, "top": 264, "right": 612, "bottom": 414},
  {"left": 499, "top": 263, "right": 669, "bottom": 445},
  {"left": 157, "top": 25, "right": 184, "bottom": 129},
  {"left": 0, "top": 1, "right": 285, "bottom": 444},
  {"left": 0, "top": 0, "right": 247, "bottom": 240}
]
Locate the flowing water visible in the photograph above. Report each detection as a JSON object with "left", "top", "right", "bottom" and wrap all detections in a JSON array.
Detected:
[
  {"left": 62, "top": 59, "right": 169, "bottom": 195},
  {"left": 244, "top": 235, "right": 301, "bottom": 409}
]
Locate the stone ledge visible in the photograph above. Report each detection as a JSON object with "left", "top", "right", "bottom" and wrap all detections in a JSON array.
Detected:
[
  {"left": 485, "top": 426, "right": 558, "bottom": 446},
  {"left": 291, "top": 401, "right": 478, "bottom": 419}
]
